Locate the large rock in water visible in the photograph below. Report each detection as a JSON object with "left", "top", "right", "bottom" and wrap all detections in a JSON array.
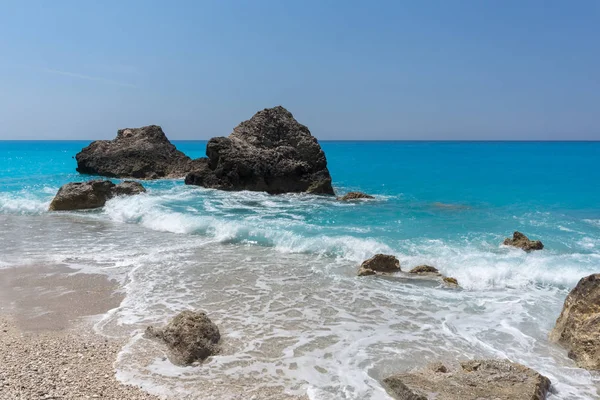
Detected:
[
  {"left": 185, "top": 106, "right": 334, "bottom": 195},
  {"left": 503, "top": 231, "right": 544, "bottom": 251},
  {"left": 146, "top": 310, "right": 221, "bottom": 365},
  {"left": 383, "top": 360, "right": 550, "bottom": 400},
  {"left": 49, "top": 180, "right": 145, "bottom": 211},
  {"left": 76, "top": 125, "right": 200, "bottom": 179},
  {"left": 550, "top": 273, "right": 600, "bottom": 370}
]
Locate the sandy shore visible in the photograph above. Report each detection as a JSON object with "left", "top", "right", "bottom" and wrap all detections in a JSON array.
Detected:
[{"left": 0, "top": 265, "right": 159, "bottom": 400}]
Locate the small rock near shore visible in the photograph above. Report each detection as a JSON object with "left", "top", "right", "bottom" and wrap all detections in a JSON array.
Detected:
[
  {"left": 357, "top": 254, "right": 401, "bottom": 276},
  {"left": 409, "top": 265, "right": 440, "bottom": 275},
  {"left": 337, "top": 192, "right": 374, "bottom": 201},
  {"left": 49, "top": 180, "right": 146, "bottom": 211},
  {"left": 383, "top": 359, "right": 551, "bottom": 400},
  {"left": 503, "top": 231, "right": 544, "bottom": 251},
  {"left": 550, "top": 273, "right": 600, "bottom": 370},
  {"left": 443, "top": 277, "right": 459, "bottom": 286},
  {"left": 146, "top": 310, "right": 220, "bottom": 365}
]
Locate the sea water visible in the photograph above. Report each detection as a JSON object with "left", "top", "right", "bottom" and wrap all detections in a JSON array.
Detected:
[{"left": 1, "top": 140, "right": 599, "bottom": 399}]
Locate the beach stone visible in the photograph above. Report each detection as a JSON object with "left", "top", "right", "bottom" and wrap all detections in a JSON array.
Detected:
[
  {"left": 76, "top": 125, "right": 201, "bottom": 179},
  {"left": 357, "top": 254, "right": 401, "bottom": 276},
  {"left": 503, "top": 231, "right": 544, "bottom": 251},
  {"left": 49, "top": 180, "right": 146, "bottom": 211},
  {"left": 337, "top": 192, "right": 374, "bottom": 201},
  {"left": 383, "top": 359, "right": 551, "bottom": 400},
  {"left": 146, "top": 310, "right": 220, "bottom": 365},
  {"left": 550, "top": 273, "right": 600, "bottom": 370},
  {"left": 410, "top": 265, "right": 440, "bottom": 276},
  {"left": 185, "top": 106, "right": 334, "bottom": 195}
]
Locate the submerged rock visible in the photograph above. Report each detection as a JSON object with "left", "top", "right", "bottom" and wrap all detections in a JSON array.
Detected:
[
  {"left": 146, "top": 310, "right": 220, "bottom": 365},
  {"left": 409, "top": 265, "right": 440, "bottom": 276},
  {"left": 337, "top": 192, "right": 374, "bottom": 201},
  {"left": 185, "top": 106, "right": 334, "bottom": 195},
  {"left": 550, "top": 273, "right": 600, "bottom": 370},
  {"left": 76, "top": 125, "right": 201, "bottom": 179},
  {"left": 503, "top": 231, "right": 544, "bottom": 251},
  {"left": 383, "top": 359, "right": 551, "bottom": 400},
  {"left": 357, "top": 254, "right": 401, "bottom": 276},
  {"left": 443, "top": 277, "right": 459, "bottom": 286},
  {"left": 49, "top": 180, "right": 146, "bottom": 211}
]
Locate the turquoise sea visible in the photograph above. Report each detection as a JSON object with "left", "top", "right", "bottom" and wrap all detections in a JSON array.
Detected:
[{"left": 1, "top": 140, "right": 599, "bottom": 399}]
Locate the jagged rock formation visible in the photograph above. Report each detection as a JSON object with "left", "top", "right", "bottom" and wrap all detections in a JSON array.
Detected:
[
  {"left": 76, "top": 125, "right": 201, "bottom": 179},
  {"left": 185, "top": 106, "right": 334, "bottom": 195}
]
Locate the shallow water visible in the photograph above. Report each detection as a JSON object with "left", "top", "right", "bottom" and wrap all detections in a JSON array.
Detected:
[{"left": 1, "top": 140, "right": 599, "bottom": 398}]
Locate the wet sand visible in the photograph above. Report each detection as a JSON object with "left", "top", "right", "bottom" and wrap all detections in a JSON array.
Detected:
[{"left": 0, "top": 265, "right": 159, "bottom": 399}]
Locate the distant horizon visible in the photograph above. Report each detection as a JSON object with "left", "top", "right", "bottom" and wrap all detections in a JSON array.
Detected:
[{"left": 1, "top": 1, "right": 599, "bottom": 141}]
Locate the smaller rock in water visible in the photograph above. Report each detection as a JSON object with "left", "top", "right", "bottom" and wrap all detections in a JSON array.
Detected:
[
  {"left": 357, "top": 254, "right": 401, "bottom": 276},
  {"left": 409, "top": 265, "right": 440, "bottom": 276},
  {"left": 503, "top": 231, "right": 544, "bottom": 251},
  {"left": 146, "top": 310, "right": 220, "bottom": 365},
  {"left": 550, "top": 273, "right": 600, "bottom": 370},
  {"left": 337, "top": 192, "right": 374, "bottom": 201},
  {"left": 443, "top": 277, "right": 459, "bottom": 286},
  {"left": 49, "top": 180, "right": 146, "bottom": 211},
  {"left": 383, "top": 359, "right": 551, "bottom": 400}
]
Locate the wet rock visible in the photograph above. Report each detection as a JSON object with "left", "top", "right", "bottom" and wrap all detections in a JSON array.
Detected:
[
  {"left": 550, "top": 273, "right": 600, "bottom": 370},
  {"left": 185, "top": 106, "right": 334, "bottom": 195},
  {"left": 76, "top": 125, "right": 201, "bottom": 179},
  {"left": 357, "top": 254, "right": 400, "bottom": 276},
  {"left": 146, "top": 310, "right": 220, "bottom": 365},
  {"left": 503, "top": 231, "right": 544, "bottom": 251},
  {"left": 383, "top": 359, "right": 551, "bottom": 400},
  {"left": 409, "top": 265, "right": 440, "bottom": 276},
  {"left": 49, "top": 180, "right": 146, "bottom": 211},
  {"left": 337, "top": 192, "right": 374, "bottom": 201},
  {"left": 443, "top": 277, "right": 459, "bottom": 286}
]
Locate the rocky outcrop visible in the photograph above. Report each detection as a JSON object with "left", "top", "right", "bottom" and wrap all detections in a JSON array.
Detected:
[
  {"left": 357, "top": 254, "right": 401, "bottom": 276},
  {"left": 146, "top": 310, "right": 220, "bottom": 365},
  {"left": 503, "top": 231, "right": 544, "bottom": 251},
  {"left": 76, "top": 125, "right": 201, "bottom": 179},
  {"left": 550, "top": 273, "right": 600, "bottom": 370},
  {"left": 49, "top": 180, "right": 146, "bottom": 211},
  {"left": 383, "top": 359, "right": 550, "bottom": 400},
  {"left": 409, "top": 265, "right": 440, "bottom": 276},
  {"left": 185, "top": 106, "right": 334, "bottom": 195},
  {"left": 338, "top": 192, "right": 374, "bottom": 201}
]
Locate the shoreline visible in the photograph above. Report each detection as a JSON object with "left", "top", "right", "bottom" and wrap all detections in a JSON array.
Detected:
[{"left": 0, "top": 265, "right": 159, "bottom": 400}]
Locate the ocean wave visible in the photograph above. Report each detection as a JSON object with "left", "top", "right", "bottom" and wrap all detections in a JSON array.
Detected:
[{"left": 0, "top": 192, "right": 50, "bottom": 214}]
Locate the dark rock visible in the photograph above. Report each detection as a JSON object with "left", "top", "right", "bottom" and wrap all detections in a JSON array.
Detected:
[
  {"left": 146, "top": 310, "right": 220, "bottom": 365},
  {"left": 338, "top": 192, "right": 374, "bottom": 201},
  {"left": 409, "top": 265, "right": 440, "bottom": 276},
  {"left": 76, "top": 125, "right": 200, "bottom": 179},
  {"left": 185, "top": 106, "right": 334, "bottom": 195},
  {"left": 383, "top": 359, "right": 551, "bottom": 400},
  {"left": 357, "top": 254, "right": 400, "bottom": 276},
  {"left": 503, "top": 231, "right": 544, "bottom": 251},
  {"left": 49, "top": 180, "right": 146, "bottom": 211},
  {"left": 550, "top": 273, "right": 600, "bottom": 370}
]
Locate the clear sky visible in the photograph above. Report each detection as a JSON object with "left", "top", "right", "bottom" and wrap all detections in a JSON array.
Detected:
[{"left": 1, "top": 0, "right": 598, "bottom": 140}]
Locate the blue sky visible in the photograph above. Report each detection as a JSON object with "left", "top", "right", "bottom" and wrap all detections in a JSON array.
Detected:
[{"left": 1, "top": 0, "right": 598, "bottom": 140}]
